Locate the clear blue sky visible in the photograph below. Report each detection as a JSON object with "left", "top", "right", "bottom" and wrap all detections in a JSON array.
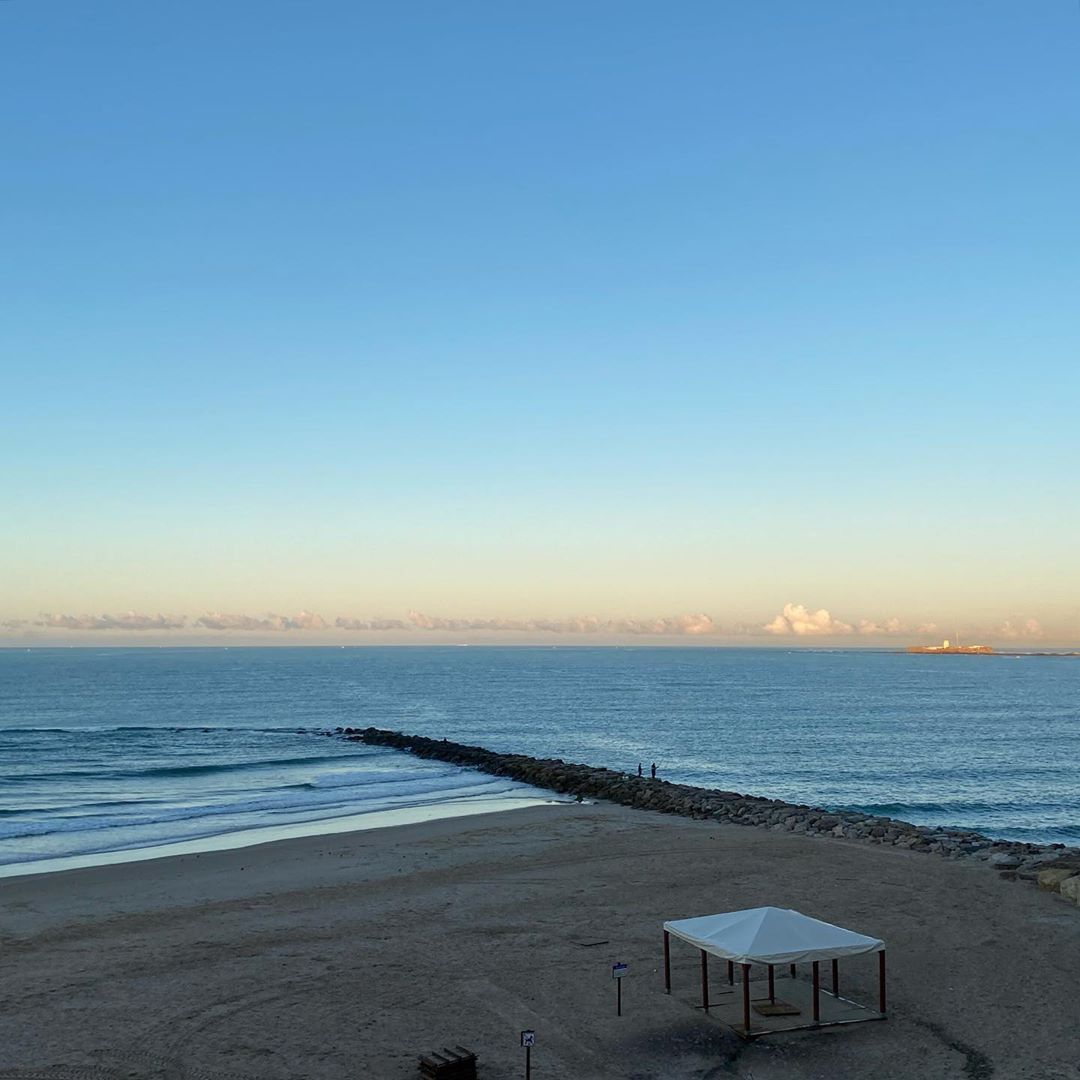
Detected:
[{"left": 2, "top": 1, "right": 1078, "bottom": 643}]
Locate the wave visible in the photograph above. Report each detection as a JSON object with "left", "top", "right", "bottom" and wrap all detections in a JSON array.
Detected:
[
  {"left": 852, "top": 799, "right": 1036, "bottom": 816},
  {"left": 0, "top": 725, "right": 323, "bottom": 735},
  {"left": 0, "top": 769, "right": 527, "bottom": 842},
  {"left": 5, "top": 753, "right": 373, "bottom": 783}
]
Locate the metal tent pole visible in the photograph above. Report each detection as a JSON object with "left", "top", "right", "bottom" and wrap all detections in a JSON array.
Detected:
[
  {"left": 663, "top": 931, "right": 670, "bottom": 993},
  {"left": 741, "top": 964, "right": 751, "bottom": 1033},
  {"left": 812, "top": 961, "right": 820, "bottom": 1023}
]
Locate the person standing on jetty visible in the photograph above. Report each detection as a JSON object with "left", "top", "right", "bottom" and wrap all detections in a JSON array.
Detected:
[
  {"left": 650, "top": 762, "right": 657, "bottom": 780},
  {"left": 637, "top": 763, "right": 643, "bottom": 777}
]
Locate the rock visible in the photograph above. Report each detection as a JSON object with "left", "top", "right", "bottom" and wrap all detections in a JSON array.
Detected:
[
  {"left": 1037, "top": 869, "right": 1076, "bottom": 892},
  {"left": 989, "top": 853, "right": 1021, "bottom": 869},
  {"left": 1059, "top": 876, "right": 1080, "bottom": 906}
]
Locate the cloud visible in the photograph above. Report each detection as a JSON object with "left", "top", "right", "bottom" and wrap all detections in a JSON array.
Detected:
[
  {"left": 288, "top": 610, "right": 328, "bottom": 630},
  {"left": 764, "top": 603, "right": 853, "bottom": 636},
  {"left": 194, "top": 611, "right": 327, "bottom": 631},
  {"left": 38, "top": 611, "right": 187, "bottom": 631},
  {"left": 613, "top": 613, "right": 720, "bottom": 636},
  {"left": 18, "top": 605, "right": 1051, "bottom": 643},
  {"left": 856, "top": 616, "right": 906, "bottom": 636},
  {"left": 405, "top": 611, "right": 723, "bottom": 636},
  {"left": 335, "top": 617, "right": 411, "bottom": 631}
]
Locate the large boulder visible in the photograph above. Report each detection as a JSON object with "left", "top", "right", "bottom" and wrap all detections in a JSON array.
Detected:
[
  {"left": 1059, "top": 876, "right": 1080, "bottom": 906},
  {"left": 1037, "top": 868, "right": 1077, "bottom": 892}
]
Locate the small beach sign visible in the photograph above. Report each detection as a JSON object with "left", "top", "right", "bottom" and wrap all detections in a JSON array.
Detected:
[{"left": 612, "top": 962, "right": 628, "bottom": 1015}]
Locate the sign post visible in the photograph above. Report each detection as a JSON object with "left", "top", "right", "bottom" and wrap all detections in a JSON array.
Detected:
[
  {"left": 520, "top": 1030, "right": 535, "bottom": 1080},
  {"left": 612, "top": 962, "right": 628, "bottom": 1016}
]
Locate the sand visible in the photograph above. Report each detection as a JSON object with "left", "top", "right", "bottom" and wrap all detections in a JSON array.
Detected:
[{"left": 1, "top": 801, "right": 1078, "bottom": 1080}]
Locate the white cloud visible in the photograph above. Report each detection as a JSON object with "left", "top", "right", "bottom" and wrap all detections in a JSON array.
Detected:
[
  {"left": 996, "top": 618, "right": 1044, "bottom": 640},
  {"left": 38, "top": 611, "right": 187, "bottom": 631},
  {"left": 764, "top": 603, "right": 853, "bottom": 636}
]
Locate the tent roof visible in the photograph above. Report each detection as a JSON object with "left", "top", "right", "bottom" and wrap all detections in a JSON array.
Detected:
[{"left": 664, "top": 906, "right": 884, "bottom": 966}]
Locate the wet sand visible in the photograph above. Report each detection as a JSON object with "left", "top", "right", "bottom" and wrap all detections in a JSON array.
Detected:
[{"left": 1, "top": 801, "right": 1078, "bottom": 1080}]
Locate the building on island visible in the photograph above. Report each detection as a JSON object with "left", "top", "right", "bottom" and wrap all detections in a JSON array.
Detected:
[{"left": 906, "top": 639, "right": 994, "bottom": 655}]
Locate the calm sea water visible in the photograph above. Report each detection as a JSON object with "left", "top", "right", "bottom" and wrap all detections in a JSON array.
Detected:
[{"left": 1, "top": 647, "right": 1077, "bottom": 872}]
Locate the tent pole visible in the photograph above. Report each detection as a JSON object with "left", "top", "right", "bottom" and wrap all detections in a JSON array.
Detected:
[
  {"left": 832, "top": 958, "right": 839, "bottom": 995},
  {"left": 663, "top": 931, "right": 670, "bottom": 993},
  {"left": 767, "top": 964, "right": 775, "bottom": 1003},
  {"left": 727, "top": 960, "right": 734, "bottom": 985},
  {"left": 700, "top": 950, "right": 709, "bottom": 1011},
  {"left": 812, "top": 961, "right": 820, "bottom": 1022},
  {"left": 741, "top": 964, "right": 751, "bottom": 1033},
  {"left": 878, "top": 950, "right": 887, "bottom": 1013}
]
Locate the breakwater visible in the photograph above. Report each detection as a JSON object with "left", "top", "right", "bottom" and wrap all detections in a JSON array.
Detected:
[{"left": 331, "top": 727, "right": 1080, "bottom": 906}]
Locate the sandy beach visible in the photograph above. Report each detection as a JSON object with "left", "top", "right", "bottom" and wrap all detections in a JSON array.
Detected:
[{"left": 1, "top": 801, "right": 1078, "bottom": 1080}]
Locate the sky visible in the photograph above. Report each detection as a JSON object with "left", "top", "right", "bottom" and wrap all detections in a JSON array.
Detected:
[{"left": 2, "top": 1, "right": 1078, "bottom": 646}]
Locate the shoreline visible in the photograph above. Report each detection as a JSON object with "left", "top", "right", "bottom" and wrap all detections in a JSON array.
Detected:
[
  {"left": 338, "top": 727, "right": 1080, "bottom": 904},
  {"left": 0, "top": 792, "right": 564, "bottom": 881},
  {"left": 6, "top": 722, "right": 1077, "bottom": 900}
]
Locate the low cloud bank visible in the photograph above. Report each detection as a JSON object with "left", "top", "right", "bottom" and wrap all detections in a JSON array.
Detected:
[
  {"left": 335, "top": 617, "right": 411, "bottom": 631},
  {"left": 403, "top": 611, "right": 720, "bottom": 635},
  {"left": 857, "top": 617, "right": 906, "bottom": 636},
  {"left": 4, "top": 606, "right": 1054, "bottom": 642},
  {"left": 38, "top": 612, "right": 187, "bottom": 631},
  {"left": 195, "top": 611, "right": 327, "bottom": 631},
  {"left": 997, "top": 618, "right": 1044, "bottom": 639}
]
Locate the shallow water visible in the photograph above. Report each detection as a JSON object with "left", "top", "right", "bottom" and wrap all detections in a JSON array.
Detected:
[{"left": 0, "top": 646, "right": 1077, "bottom": 871}]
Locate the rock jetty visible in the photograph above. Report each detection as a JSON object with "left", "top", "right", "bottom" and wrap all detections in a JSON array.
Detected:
[{"left": 330, "top": 727, "right": 1080, "bottom": 908}]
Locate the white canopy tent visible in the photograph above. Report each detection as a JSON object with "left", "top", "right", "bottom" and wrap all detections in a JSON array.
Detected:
[{"left": 662, "top": 907, "right": 886, "bottom": 1036}]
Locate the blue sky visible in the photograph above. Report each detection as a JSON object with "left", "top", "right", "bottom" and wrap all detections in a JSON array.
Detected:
[{"left": 2, "top": 1, "right": 1078, "bottom": 643}]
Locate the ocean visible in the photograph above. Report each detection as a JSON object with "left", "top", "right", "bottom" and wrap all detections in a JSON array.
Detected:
[{"left": 1, "top": 646, "right": 1077, "bottom": 874}]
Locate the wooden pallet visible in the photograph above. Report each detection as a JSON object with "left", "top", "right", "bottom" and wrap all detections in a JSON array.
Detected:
[{"left": 418, "top": 1045, "right": 478, "bottom": 1079}]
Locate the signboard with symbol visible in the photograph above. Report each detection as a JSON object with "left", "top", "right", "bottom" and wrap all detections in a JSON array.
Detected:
[
  {"left": 520, "top": 1030, "right": 535, "bottom": 1048},
  {"left": 612, "top": 963, "right": 628, "bottom": 979}
]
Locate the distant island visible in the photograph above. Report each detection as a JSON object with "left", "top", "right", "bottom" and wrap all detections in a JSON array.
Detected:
[{"left": 906, "top": 638, "right": 994, "bottom": 655}]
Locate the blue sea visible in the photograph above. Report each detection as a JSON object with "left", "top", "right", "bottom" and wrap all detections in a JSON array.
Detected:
[{"left": 1, "top": 647, "right": 1077, "bottom": 874}]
